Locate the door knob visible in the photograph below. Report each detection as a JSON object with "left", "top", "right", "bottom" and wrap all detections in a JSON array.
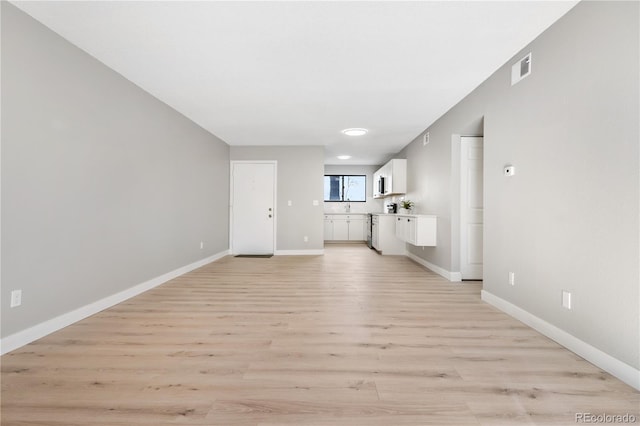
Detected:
[
  {"left": 268, "top": 208, "right": 272, "bottom": 211},
  {"left": 269, "top": 214, "right": 272, "bottom": 218}
]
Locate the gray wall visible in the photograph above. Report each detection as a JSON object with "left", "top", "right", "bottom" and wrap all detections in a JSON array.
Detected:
[
  {"left": 230, "top": 146, "right": 324, "bottom": 252},
  {"left": 324, "top": 165, "right": 384, "bottom": 214},
  {"left": 400, "top": 1, "right": 639, "bottom": 369},
  {"left": 1, "top": 3, "right": 230, "bottom": 338}
]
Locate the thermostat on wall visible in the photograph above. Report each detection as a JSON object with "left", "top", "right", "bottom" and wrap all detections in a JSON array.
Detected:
[{"left": 504, "top": 165, "right": 515, "bottom": 176}]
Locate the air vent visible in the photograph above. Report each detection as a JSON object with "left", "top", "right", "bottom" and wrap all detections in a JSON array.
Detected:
[{"left": 511, "top": 52, "right": 532, "bottom": 85}]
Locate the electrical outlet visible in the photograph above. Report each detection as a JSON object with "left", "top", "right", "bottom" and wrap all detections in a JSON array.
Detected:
[
  {"left": 288, "top": 200, "right": 292, "bottom": 207},
  {"left": 11, "top": 290, "right": 22, "bottom": 308},
  {"left": 509, "top": 272, "right": 515, "bottom": 286},
  {"left": 303, "top": 236, "right": 308, "bottom": 242},
  {"left": 562, "top": 291, "right": 572, "bottom": 310},
  {"left": 200, "top": 241, "right": 204, "bottom": 249}
]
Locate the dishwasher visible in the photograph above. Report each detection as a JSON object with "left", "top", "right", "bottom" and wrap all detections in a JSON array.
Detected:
[{"left": 370, "top": 214, "right": 378, "bottom": 250}]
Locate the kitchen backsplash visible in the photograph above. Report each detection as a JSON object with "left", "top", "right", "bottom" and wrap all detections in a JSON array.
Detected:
[{"left": 324, "top": 196, "right": 383, "bottom": 214}]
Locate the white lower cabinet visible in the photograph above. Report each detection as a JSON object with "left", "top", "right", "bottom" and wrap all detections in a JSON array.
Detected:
[
  {"left": 395, "top": 215, "right": 437, "bottom": 246},
  {"left": 348, "top": 218, "right": 365, "bottom": 240},
  {"left": 372, "top": 214, "right": 405, "bottom": 255},
  {"left": 323, "top": 219, "right": 334, "bottom": 240},
  {"left": 324, "top": 214, "right": 366, "bottom": 241},
  {"left": 324, "top": 213, "right": 436, "bottom": 246},
  {"left": 332, "top": 218, "right": 349, "bottom": 240}
]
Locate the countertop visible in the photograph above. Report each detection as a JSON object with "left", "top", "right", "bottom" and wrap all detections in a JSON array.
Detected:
[
  {"left": 324, "top": 212, "right": 436, "bottom": 217},
  {"left": 323, "top": 212, "right": 369, "bottom": 215},
  {"left": 371, "top": 213, "right": 437, "bottom": 217}
]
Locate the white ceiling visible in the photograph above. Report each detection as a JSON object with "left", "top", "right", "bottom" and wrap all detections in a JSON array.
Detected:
[{"left": 13, "top": 1, "right": 578, "bottom": 165}]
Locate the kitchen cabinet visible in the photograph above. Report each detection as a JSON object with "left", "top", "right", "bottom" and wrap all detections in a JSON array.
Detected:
[
  {"left": 372, "top": 214, "right": 406, "bottom": 255},
  {"left": 348, "top": 217, "right": 365, "bottom": 240},
  {"left": 395, "top": 214, "right": 437, "bottom": 246},
  {"left": 384, "top": 159, "right": 407, "bottom": 196},
  {"left": 324, "top": 214, "right": 366, "bottom": 241},
  {"left": 332, "top": 218, "right": 349, "bottom": 240},
  {"left": 373, "top": 159, "right": 407, "bottom": 198},
  {"left": 323, "top": 218, "right": 334, "bottom": 240}
]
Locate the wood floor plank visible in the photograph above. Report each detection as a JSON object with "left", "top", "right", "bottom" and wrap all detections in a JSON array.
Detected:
[{"left": 2, "top": 243, "right": 638, "bottom": 425}]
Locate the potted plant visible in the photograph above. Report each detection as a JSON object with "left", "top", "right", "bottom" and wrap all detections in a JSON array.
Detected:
[{"left": 400, "top": 199, "right": 414, "bottom": 213}]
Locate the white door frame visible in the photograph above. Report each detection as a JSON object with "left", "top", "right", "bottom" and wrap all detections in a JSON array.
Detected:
[
  {"left": 460, "top": 137, "right": 484, "bottom": 280},
  {"left": 229, "top": 161, "right": 277, "bottom": 255}
]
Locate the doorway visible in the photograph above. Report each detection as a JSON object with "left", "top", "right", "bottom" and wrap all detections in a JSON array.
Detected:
[
  {"left": 460, "top": 137, "right": 484, "bottom": 280},
  {"left": 230, "top": 161, "right": 276, "bottom": 255}
]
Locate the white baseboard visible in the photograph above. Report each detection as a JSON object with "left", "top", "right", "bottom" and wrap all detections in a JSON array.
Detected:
[
  {"left": 0, "top": 250, "right": 229, "bottom": 356},
  {"left": 449, "top": 271, "right": 462, "bottom": 282},
  {"left": 275, "top": 249, "right": 324, "bottom": 255},
  {"left": 481, "top": 290, "right": 640, "bottom": 391},
  {"left": 406, "top": 252, "right": 462, "bottom": 282}
]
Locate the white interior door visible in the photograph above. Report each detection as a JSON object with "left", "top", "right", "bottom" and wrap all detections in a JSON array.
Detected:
[
  {"left": 231, "top": 162, "right": 276, "bottom": 255},
  {"left": 460, "top": 137, "right": 483, "bottom": 280}
]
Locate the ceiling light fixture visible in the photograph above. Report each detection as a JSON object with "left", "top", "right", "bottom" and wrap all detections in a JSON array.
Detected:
[
  {"left": 337, "top": 155, "right": 352, "bottom": 160},
  {"left": 342, "top": 128, "right": 368, "bottom": 136}
]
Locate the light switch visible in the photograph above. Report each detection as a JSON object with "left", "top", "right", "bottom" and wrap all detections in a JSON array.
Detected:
[
  {"left": 287, "top": 200, "right": 292, "bottom": 206},
  {"left": 312, "top": 200, "right": 319, "bottom": 206}
]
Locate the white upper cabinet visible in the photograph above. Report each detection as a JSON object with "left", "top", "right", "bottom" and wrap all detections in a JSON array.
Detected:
[{"left": 373, "top": 159, "right": 407, "bottom": 198}]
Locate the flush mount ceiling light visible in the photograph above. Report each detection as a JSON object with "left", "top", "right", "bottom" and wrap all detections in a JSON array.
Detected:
[
  {"left": 341, "top": 128, "right": 368, "bottom": 136},
  {"left": 337, "top": 155, "right": 352, "bottom": 160}
]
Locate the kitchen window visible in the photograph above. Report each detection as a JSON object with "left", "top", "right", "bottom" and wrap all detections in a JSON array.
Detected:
[{"left": 323, "top": 175, "right": 366, "bottom": 202}]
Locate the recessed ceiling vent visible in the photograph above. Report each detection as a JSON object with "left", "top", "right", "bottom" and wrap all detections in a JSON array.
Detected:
[{"left": 511, "top": 52, "right": 532, "bottom": 85}]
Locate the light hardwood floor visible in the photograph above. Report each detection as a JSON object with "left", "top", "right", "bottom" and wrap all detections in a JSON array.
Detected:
[{"left": 2, "top": 243, "right": 638, "bottom": 425}]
